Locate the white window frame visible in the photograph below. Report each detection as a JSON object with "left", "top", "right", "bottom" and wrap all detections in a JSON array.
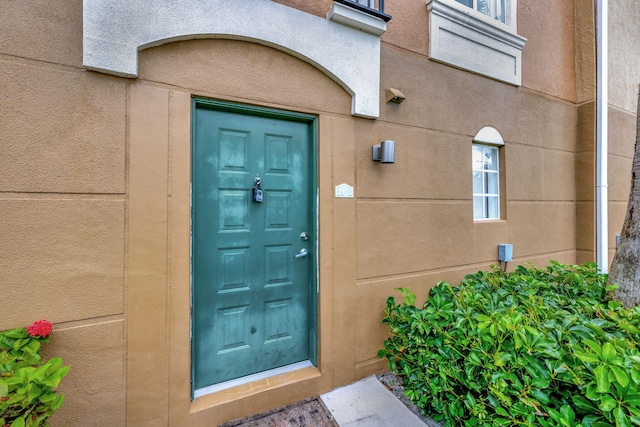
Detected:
[
  {"left": 472, "top": 127, "right": 504, "bottom": 221},
  {"left": 473, "top": 144, "right": 500, "bottom": 220},
  {"left": 426, "top": 0, "right": 526, "bottom": 86}
]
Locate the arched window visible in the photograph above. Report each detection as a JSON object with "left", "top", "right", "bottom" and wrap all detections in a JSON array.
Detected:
[{"left": 472, "top": 127, "right": 504, "bottom": 220}]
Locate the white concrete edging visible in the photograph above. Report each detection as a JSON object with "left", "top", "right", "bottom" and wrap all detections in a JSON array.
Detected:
[{"left": 83, "top": 0, "right": 386, "bottom": 118}]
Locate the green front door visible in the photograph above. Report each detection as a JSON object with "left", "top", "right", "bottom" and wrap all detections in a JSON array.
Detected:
[{"left": 192, "top": 100, "right": 316, "bottom": 393}]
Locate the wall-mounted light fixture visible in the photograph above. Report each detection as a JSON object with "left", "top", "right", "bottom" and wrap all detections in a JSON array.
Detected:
[
  {"left": 372, "top": 140, "right": 395, "bottom": 163},
  {"left": 386, "top": 88, "right": 405, "bottom": 104}
]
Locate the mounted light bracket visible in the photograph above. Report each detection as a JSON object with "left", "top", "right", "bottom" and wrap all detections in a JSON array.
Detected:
[{"left": 386, "top": 87, "right": 405, "bottom": 104}]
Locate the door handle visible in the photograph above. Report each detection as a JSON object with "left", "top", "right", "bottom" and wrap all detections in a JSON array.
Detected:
[{"left": 295, "top": 248, "right": 309, "bottom": 258}]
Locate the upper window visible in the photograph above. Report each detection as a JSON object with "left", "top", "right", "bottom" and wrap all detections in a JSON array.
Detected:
[
  {"left": 426, "top": 0, "right": 526, "bottom": 85},
  {"left": 472, "top": 127, "right": 504, "bottom": 221},
  {"left": 453, "top": 0, "right": 510, "bottom": 25},
  {"left": 333, "top": 0, "right": 392, "bottom": 21}
]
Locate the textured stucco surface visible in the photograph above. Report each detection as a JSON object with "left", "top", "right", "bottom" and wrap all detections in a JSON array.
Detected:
[
  {"left": 607, "top": 0, "right": 640, "bottom": 259},
  {"left": 0, "top": 199, "right": 125, "bottom": 327},
  {"left": 519, "top": 0, "right": 577, "bottom": 102},
  {"left": 44, "top": 321, "right": 125, "bottom": 426},
  {"left": 0, "top": 0, "right": 83, "bottom": 67},
  {"left": 2, "top": 0, "right": 640, "bottom": 425},
  {"left": 138, "top": 39, "right": 352, "bottom": 116},
  {"left": 0, "top": 62, "right": 126, "bottom": 193},
  {"left": 609, "top": 0, "right": 640, "bottom": 112}
]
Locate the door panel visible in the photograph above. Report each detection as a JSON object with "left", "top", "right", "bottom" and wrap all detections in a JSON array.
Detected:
[{"left": 192, "top": 102, "right": 314, "bottom": 391}]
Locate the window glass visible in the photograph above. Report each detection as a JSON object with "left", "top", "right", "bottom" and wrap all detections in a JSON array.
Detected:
[
  {"left": 484, "top": 147, "right": 498, "bottom": 171},
  {"left": 487, "top": 196, "right": 499, "bottom": 218},
  {"left": 487, "top": 172, "right": 498, "bottom": 194},
  {"left": 472, "top": 144, "right": 484, "bottom": 170},
  {"left": 473, "top": 171, "right": 483, "bottom": 194},
  {"left": 473, "top": 196, "right": 484, "bottom": 219}
]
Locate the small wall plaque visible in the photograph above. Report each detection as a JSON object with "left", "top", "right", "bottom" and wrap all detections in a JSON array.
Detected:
[{"left": 335, "top": 183, "right": 354, "bottom": 198}]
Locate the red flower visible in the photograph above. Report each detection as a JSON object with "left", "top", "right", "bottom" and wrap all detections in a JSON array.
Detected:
[{"left": 26, "top": 320, "right": 53, "bottom": 338}]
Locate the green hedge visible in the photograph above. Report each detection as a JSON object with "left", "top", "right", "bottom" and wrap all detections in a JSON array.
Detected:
[{"left": 378, "top": 262, "right": 640, "bottom": 427}]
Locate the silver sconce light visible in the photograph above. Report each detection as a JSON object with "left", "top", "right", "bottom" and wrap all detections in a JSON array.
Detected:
[{"left": 372, "top": 140, "right": 395, "bottom": 163}]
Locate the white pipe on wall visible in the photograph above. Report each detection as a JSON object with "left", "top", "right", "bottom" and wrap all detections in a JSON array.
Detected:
[{"left": 596, "top": 0, "right": 609, "bottom": 272}]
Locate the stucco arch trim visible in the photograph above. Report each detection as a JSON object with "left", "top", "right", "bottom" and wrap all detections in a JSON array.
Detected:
[
  {"left": 83, "top": 0, "right": 384, "bottom": 118},
  {"left": 473, "top": 126, "right": 505, "bottom": 146}
]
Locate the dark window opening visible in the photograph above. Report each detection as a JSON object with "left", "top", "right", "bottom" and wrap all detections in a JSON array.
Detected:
[{"left": 334, "top": 0, "right": 392, "bottom": 21}]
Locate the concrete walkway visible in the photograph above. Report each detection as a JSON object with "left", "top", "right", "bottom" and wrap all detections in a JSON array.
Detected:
[{"left": 320, "top": 375, "right": 428, "bottom": 427}]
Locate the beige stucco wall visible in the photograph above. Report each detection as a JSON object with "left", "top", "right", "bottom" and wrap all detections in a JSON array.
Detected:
[
  {"left": 1, "top": 1, "right": 127, "bottom": 425},
  {"left": 520, "top": 0, "right": 578, "bottom": 102},
  {"left": 607, "top": 0, "right": 640, "bottom": 263},
  {"left": 1, "top": 0, "right": 638, "bottom": 425}
]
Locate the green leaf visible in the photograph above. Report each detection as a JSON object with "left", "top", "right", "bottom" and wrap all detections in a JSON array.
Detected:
[
  {"left": 12, "top": 338, "right": 30, "bottom": 351},
  {"left": 599, "top": 394, "right": 617, "bottom": 411},
  {"left": 595, "top": 365, "right": 611, "bottom": 393},
  {"left": 560, "top": 404, "right": 576, "bottom": 425},
  {"left": 601, "top": 342, "right": 616, "bottom": 363},
  {"left": 570, "top": 325, "right": 597, "bottom": 341},
  {"left": 620, "top": 323, "right": 640, "bottom": 334},
  {"left": 615, "top": 406, "right": 631, "bottom": 427},
  {"left": 572, "top": 394, "right": 596, "bottom": 411},
  {"left": 51, "top": 394, "right": 65, "bottom": 411},
  {"left": 532, "top": 389, "right": 551, "bottom": 405},
  {"left": 586, "top": 382, "right": 600, "bottom": 400},
  {"left": 542, "top": 347, "right": 563, "bottom": 359},
  {"left": 30, "top": 363, "right": 50, "bottom": 381},
  {"left": 584, "top": 339, "right": 603, "bottom": 357},
  {"left": 625, "top": 393, "right": 640, "bottom": 407},
  {"left": 489, "top": 323, "right": 498, "bottom": 336},
  {"left": 2, "top": 376, "right": 26, "bottom": 386},
  {"left": 548, "top": 408, "right": 562, "bottom": 424},
  {"left": 1, "top": 328, "right": 28, "bottom": 339},
  {"left": 532, "top": 376, "right": 551, "bottom": 389},
  {"left": 10, "top": 417, "right": 25, "bottom": 427},
  {"left": 495, "top": 405, "right": 509, "bottom": 417},
  {"left": 610, "top": 365, "right": 630, "bottom": 387},
  {"left": 582, "top": 415, "right": 602, "bottom": 427},
  {"left": 464, "top": 392, "right": 477, "bottom": 409},
  {"left": 575, "top": 350, "right": 601, "bottom": 364}
]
